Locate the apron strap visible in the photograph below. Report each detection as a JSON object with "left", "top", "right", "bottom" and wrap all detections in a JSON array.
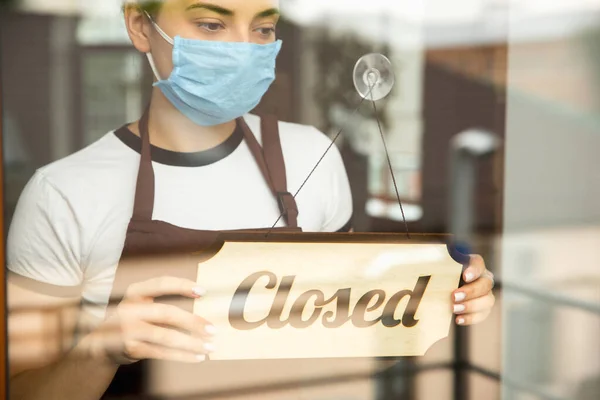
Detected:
[
  {"left": 260, "top": 115, "right": 299, "bottom": 228},
  {"left": 132, "top": 108, "right": 154, "bottom": 221},
  {"left": 238, "top": 115, "right": 299, "bottom": 228}
]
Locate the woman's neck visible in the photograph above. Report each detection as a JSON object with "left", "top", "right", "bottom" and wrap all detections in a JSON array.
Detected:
[{"left": 128, "top": 88, "right": 237, "bottom": 153}]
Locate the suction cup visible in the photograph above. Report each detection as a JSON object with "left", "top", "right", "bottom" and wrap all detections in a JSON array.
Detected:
[{"left": 353, "top": 53, "right": 395, "bottom": 101}]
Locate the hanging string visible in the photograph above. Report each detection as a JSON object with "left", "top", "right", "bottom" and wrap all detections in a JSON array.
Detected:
[
  {"left": 369, "top": 91, "right": 411, "bottom": 239},
  {"left": 264, "top": 86, "right": 374, "bottom": 237},
  {"left": 266, "top": 80, "right": 411, "bottom": 240}
]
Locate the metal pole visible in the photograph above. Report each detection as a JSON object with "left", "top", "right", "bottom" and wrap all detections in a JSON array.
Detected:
[{"left": 449, "top": 128, "right": 500, "bottom": 400}]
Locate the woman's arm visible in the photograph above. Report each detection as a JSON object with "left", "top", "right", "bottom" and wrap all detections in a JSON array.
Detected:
[
  {"left": 8, "top": 275, "right": 214, "bottom": 400},
  {"left": 6, "top": 171, "right": 216, "bottom": 399},
  {"left": 6, "top": 170, "right": 120, "bottom": 399},
  {"left": 8, "top": 279, "right": 118, "bottom": 400}
]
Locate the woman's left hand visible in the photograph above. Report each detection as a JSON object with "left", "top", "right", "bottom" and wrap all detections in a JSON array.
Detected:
[{"left": 452, "top": 254, "right": 496, "bottom": 326}]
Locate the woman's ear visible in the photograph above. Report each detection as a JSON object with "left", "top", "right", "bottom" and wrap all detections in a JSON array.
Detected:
[{"left": 124, "top": 6, "right": 152, "bottom": 53}]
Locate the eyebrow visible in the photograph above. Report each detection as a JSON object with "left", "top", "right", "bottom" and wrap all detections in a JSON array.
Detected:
[
  {"left": 186, "top": 3, "right": 280, "bottom": 19},
  {"left": 186, "top": 2, "right": 234, "bottom": 16},
  {"left": 255, "top": 8, "right": 280, "bottom": 19}
]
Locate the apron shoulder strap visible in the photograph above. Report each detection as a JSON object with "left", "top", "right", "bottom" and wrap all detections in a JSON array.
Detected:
[
  {"left": 238, "top": 115, "right": 299, "bottom": 228},
  {"left": 132, "top": 108, "right": 155, "bottom": 221},
  {"left": 260, "top": 114, "right": 299, "bottom": 228}
]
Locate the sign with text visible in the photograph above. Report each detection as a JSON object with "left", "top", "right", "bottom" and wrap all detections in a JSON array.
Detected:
[{"left": 194, "top": 240, "right": 463, "bottom": 360}]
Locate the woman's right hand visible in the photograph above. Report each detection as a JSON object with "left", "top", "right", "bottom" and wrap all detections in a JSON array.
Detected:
[{"left": 88, "top": 276, "right": 215, "bottom": 365}]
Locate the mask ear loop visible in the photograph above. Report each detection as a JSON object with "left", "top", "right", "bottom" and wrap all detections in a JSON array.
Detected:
[
  {"left": 145, "top": 53, "right": 162, "bottom": 82},
  {"left": 143, "top": 10, "right": 175, "bottom": 81},
  {"left": 143, "top": 11, "right": 174, "bottom": 45}
]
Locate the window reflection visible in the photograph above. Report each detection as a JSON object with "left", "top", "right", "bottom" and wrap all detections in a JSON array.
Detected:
[
  {"left": 81, "top": 51, "right": 143, "bottom": 145},
  {"left": 2, "top": 1, "right": 599, "bottom": 400}
]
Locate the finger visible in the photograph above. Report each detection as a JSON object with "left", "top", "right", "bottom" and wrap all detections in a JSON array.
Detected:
[
  {"left": 453, "top": 273, "right": 494, "bottom": 302},
  {"left": 455, "top": 310, "right": 491, "bottom": 326},
  {"left": 463, "top": 254, "right": 486, "bottom": 283},
  {"left": 125, "top": 276, "right": 205, "bottom": 301},
  {"left": 133, "top": 322, "right": 215, "bottom": 355},
  {"left": 125, "top": 303, "right": 216, "bottom": 337},
  {"left": 453, "top": 293, "right": 495, "bottom": 315},
  {"left": 125, "top": 340, "right": 208, "bottom": 363}
]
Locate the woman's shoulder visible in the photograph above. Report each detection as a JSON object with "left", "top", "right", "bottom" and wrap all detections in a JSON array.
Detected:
[
  {"left": 7, "top": 130, "right": 136, "bottom": 290},
  {"left": 39, "top": 129, "right": 137, "bottom": 185},
  {"left": 26, "top": 129, "right": 139, "bottom": 210}
]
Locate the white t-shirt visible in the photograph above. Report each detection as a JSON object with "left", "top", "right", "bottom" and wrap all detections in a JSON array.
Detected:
[{"left": 7, "top": 114, "right": 353, "bottom": 318}]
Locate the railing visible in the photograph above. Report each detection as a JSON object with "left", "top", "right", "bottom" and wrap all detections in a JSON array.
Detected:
[{"left": 444, "top": 128, "right": 598, "bottom": 400}]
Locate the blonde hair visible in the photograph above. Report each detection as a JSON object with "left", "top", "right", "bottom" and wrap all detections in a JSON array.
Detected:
[{"left": 122, "top": 0, "right": 162, "bottom": 14}]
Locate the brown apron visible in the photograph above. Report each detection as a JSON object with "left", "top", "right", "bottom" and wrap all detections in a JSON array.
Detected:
[{"left": 103, "top": 110, "right": 301, "bottom": 399}]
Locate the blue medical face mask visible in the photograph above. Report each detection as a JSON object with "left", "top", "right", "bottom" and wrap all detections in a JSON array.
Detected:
[{"left": 145, "top": 15, "right": 282, "bottom": 126}]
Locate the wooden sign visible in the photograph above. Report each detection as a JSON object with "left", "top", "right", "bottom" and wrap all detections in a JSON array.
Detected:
[{"left": 193, "top": 233, "right": 465, "bottom": 361}]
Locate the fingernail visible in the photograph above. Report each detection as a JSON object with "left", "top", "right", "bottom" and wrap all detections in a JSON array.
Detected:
[
  {"left": 457, "top": 318, "right": 465, "bottom": 325},
  {"left": 453, "top": 304, "right": 466, "bottom": 313},
  {"left": 205, "top": 325, "right": 217, "bottom": 336},
  {"left": 454, "top": 292, "right": 466, "bottom": 302},
  {"left": 196, "top": 354, "right": 207, "bottom": 362},
  {"left": 204, "top": 343, "right": 216, "bottom": 353},
  {"left": 465, "top": 271, "right": 475, "bottom": 283},
  {"left": 192, "top": 287, "right": 206, "bottom": 297}
]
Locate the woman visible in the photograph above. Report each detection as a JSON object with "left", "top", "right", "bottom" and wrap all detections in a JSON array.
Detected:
[{"left": 6, "top": 1, "right": 496, "bottom": 399}]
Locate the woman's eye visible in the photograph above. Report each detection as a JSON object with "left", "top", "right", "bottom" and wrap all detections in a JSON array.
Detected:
[
  {"left": 198, "top": 22, "right": 224, "bottom": 32},
  {"left": 256, "top": 27, "right": 276, "bottom": 37}
]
